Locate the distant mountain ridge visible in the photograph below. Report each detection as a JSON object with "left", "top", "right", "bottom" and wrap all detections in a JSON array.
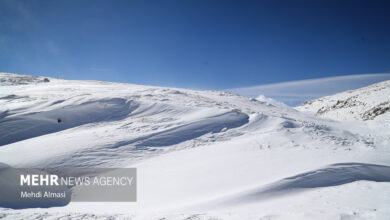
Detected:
[{"left": 296, "top": 80, "right": 390, "bottom": 122}]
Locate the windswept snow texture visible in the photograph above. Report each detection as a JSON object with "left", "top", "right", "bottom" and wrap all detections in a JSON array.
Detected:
[
  {"left": 112, "top": 110, "right": 249, "bottom": 149},
  {"left": 0, "top": 73, "right": 254, "bottom": 167},
  {"left": 0, "top": 98, "right": 132, "bottom": 146},
  {"left": 0, "top": 73, "right": 390, "bottom": 219},
  {"left": 270, "top": 163, "right": 390, "bottom": 189},
  {"left": 211, "top": 163, "right": 390, "bottom": 208}
]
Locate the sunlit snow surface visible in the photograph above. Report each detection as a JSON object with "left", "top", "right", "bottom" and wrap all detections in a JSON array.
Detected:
[{"left": 0, "top": 73, "right": 389, "bottom": 219}]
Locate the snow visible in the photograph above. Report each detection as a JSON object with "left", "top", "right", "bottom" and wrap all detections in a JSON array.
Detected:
[
  {"left": 296, "top": 80, "right": 390, "bottom": 132},
  {"left": 0, "top": 72, "right": 389, "bottom": 219}
]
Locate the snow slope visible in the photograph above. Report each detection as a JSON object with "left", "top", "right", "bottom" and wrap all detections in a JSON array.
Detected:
[
  {"left": 0, "top": 73, "right": 389, "bottom": 219},
  {"left": 296, "top": 80, "right": 390, "bottom": 132}
]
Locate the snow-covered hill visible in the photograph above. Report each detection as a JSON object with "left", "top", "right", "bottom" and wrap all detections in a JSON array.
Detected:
[
  {"left": 0, "top": 73, "right": 390, "bottom": 219},
  {"left": 296, "top": 80, "right": 390, "bottom": 123}
]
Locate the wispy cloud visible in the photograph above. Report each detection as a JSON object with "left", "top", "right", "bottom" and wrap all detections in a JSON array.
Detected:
[{"left": 229, "top": 73, "right": 390, "bottom": 106}]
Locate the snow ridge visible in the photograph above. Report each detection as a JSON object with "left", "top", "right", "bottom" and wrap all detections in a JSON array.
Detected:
[{"left": 297, "top": 80, "right": 390, "bottom": 122}]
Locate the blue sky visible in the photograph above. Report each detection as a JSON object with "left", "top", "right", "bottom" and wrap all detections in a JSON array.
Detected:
[{"left": 1, "top": 0, "right": 390, "bottom": 90}]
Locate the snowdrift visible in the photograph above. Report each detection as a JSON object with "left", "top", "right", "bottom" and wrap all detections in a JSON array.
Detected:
[
  {"left": 0, "top": 73, "right": 389, "bottom": 219},
  {"left": 0, "top": 98, "right": 132, "bottom": 146}
]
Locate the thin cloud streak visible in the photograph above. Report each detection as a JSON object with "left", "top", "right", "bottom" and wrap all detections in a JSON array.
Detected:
[{"left": 229, "top": 73, "right": 390, "bottom": 106}]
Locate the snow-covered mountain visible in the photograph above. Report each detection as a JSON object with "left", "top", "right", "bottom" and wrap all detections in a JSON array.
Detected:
[
  {"left": 297, "top": 80, "right": 390, "bottom": 131},
  {"left": 0, "top": 73, "right": 390, "bottom": 219}
]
